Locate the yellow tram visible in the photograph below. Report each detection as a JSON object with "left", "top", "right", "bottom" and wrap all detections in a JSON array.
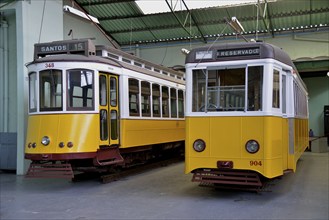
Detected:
[
  {"left": 25, "top": 39, "right": 185, "bottom": 178},
  {"left": 185, "top": 42, "right": 308, "bottom": 187}
]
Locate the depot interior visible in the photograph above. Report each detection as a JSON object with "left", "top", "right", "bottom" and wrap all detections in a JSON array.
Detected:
[{"left": 0, "top": 0, "right": 328, "bottom": 174}]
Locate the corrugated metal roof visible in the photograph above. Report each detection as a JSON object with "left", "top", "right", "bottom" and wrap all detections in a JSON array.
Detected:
[{"left": 74, "top": 0, "right": 329, "bottom": 47}]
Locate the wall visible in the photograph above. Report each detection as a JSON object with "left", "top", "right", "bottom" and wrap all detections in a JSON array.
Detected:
[
  {"left": 0, "top": 9, "right": 17, "bottom": 170},
  {"left": 304, "top": 77, "right": 329, "bottom": 136},
  {"left": 15, "top": 0, "right": 64, "bottom": 175},
  {"left": 123, "top": 31, "right": 329, "bottom": 68},
  {"left": 63, "top": 0, "right": 118, "bottom": 48}
]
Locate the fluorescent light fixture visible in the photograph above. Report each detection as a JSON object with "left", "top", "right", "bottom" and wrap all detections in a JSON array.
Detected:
[{"left": 63, "top": 5, "right": 99, "bottom": 24}]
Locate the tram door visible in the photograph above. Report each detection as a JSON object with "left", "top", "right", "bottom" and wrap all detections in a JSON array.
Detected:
[{"left": 99, "top": 73, "right": 120, "bottom": 146}]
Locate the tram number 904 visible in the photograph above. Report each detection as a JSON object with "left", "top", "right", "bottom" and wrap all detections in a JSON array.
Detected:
[{"left": 250, "top": 161, "right": 262, "bottom": 166}]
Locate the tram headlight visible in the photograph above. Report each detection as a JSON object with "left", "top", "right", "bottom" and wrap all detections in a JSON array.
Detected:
[
  {"left": 41, "top": 136, "right": 50, "bottom": 146},
  {"left": 245, "top": 140, "right": 259, "bottom": 154},
  {"left": 67, "top": 142, "right": 74, "bottom": 148},
  {"left": 193, "top": 139, "right": 206, "bottom": 152}
]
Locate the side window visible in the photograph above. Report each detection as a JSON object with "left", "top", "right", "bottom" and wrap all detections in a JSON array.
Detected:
[
  {"left": 247, "top": 66, "right": 263, "bottom": 111},
  {"left": 170, "top": 88, "right": 177, "bottom": 118},
  {"left": 162, "top": 86, "right": 169, "bottom": 117},
  {"left": 129, "top": 78, "right": 139, "bottom": 116},
  {"left": 272, "top": 70, "right": 280, "bottom": 108},
  {"left": 178, "top": 90, "right": 184, "bottom": 118},
  {"left": 152, "top": 84, "right": 161, "bottom": 117},
  {"left": 192, "top": 69, "right": 206, "bottom": 112},
  {"left": 29, "top": 72, "right": 37, "bottom": 112},
  {"left": 282, "top": 74, "right": 286, "bottom": 114},
  {"left": 141, "top": 81, "right": 151, "bottom": 116},
  {"left": 67, "top": 69, "right": 94, "bottom": 110}
]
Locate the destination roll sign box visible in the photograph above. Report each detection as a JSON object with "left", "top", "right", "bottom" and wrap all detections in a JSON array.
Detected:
[
  {"left": 217, "top": 47, "right": 260, "bottom": 58},
  {"left": 34, "top": 39, "right": 95, "bottom": 59}
]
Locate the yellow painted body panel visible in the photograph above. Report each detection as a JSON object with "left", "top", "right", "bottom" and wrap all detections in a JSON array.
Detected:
[
  {"left": 185, "top": 116, "right": 308, "bottom": 178},
  {"left": 287, "top": 118, "right": 309, "bottom": 171},
  {"left": 25, "top": 114, "right": 99, "bottom": 154},
  {"left": 25, "top": 115, "right": 185, "bottom": 155},
  {"left": 120, "top": 119, "right": 185, "bottom": 148}
]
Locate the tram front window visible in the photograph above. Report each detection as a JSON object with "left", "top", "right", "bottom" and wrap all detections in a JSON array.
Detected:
[
  {"left": 192, "top": 66, "right": 263, "bottom": 112},
  {"left": 39, "top": 69, "right": 62, "bottom": 111},
  {"left": 67, "top": 69, "right": 94, "bottom": 110}
]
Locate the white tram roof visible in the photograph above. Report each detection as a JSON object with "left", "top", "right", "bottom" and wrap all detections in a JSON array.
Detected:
[
  {"left": 28, "top": 39, "right": 185, "bottom": 85},
  {"left": 185, "top": 42, "right": 296, "bottom": 69},
  {"left": 185, "top": 41, "right": 307, "bottom": 91}
]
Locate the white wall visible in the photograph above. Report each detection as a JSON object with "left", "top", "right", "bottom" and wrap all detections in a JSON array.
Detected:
[
  {"left": 124, "top": 31, "right": 329, "bottom": 68},
  {"left": 63, "top": 0, "right": 118, "bottom": 48},
  {"left": 304, "top": 77, "right": 329, "bottom": 136}
]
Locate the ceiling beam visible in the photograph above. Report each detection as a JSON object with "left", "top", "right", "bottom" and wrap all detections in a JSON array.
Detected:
[
  {"left": 71, "top": 0, "right": 121, "bottom": 48},
  {"left": 257, "top": 0, "right": 274, "bottom": 37},
  {"left": 97, "top": 6, "right": 329, "bottom": 22},
  {"left": 78, "top": 0, "right": 134, "bottom": 7},
  {"left": 165, "top": 0, "right": 207, "bottom": 43},
  {"left": 105, "top": 6, "right": 329, "bottom": 35}
]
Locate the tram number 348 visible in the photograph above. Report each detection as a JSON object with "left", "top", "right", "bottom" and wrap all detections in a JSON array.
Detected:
[{"left": 250, "top": 161, "right": 262, "bottom": 166}]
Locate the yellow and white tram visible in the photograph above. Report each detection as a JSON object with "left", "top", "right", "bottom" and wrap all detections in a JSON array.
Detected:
[
  {"left": 185, "top": 42, "right": 308, "bottom": 187},
  {"left": 25, "top": 39, "right": 185, "bottom": 178}
]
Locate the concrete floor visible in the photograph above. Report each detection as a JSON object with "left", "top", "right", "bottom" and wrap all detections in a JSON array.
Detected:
[{"left": 1, "top": 151, "right": 328, "bottom": 220}]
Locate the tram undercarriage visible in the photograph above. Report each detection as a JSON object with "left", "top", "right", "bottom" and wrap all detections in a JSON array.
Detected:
[{"left": 25, "top": 142, "right": 184, "bottom": 179}]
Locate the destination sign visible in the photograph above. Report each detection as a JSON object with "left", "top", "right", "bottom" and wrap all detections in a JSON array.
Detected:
[
  {"left": 217, "top": 47, "right": 260, "bottom": 58},
  {"left": 34, "top": 39, "right": 95, "bottom": 59},
  {"left": 36, "top": 42, "right": 86, "bottom": 54}
]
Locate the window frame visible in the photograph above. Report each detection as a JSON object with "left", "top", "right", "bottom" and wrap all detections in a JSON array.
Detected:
[
  {"left": 66, "top": 69, "right": 95, "bottom": 111},
  {"left": 39, "top": 69, "right": 63, "bottom": 112}
]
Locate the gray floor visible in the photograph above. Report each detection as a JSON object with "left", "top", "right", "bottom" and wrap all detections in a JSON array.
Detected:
[{"left": 1, "top": 151, "right": 328, "bottom": 220}]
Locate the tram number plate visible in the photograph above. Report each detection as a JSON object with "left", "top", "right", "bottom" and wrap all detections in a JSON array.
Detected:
[
  {"left": 250, "top": 160, "right": 262, "bottom": 166},
  {"left": 45, "top": 63, "right": 54, "bottom": 68}
]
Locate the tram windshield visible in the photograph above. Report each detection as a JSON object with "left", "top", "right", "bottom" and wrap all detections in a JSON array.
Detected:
[
  {"left": 28, "top": 68, "right": 95, "bottom": 113},
  {"left": 67, "top": 69, "right": 94, "bottom": 110},
  {"left": 192, "top": 66, "right": 263, "bottom": 112},
  {"left": 39, "top": 69, "right": 63, "bottom": 111}
]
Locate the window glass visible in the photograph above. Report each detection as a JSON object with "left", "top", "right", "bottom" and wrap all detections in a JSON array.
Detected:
[
  {"left": 152, "top": 84, "right": 160, "bottom": 117},
  {"left": 100, "top": 109, "right": 108, "bottom": 140},
  {"left": 67, "top": 69, "right": 94, "bottom": 110},
  {"left": 99, "top": 75, "right": 107, "bottom": 106},
  {"left": 29, "top": 72, "right": 37, "bottom": 112},
  {"left": 192, "top": 70, "right": 206, "bottom": 112},
  {"left": 178, "top": 90, "right": 184, "bottom": 118},
  {"left": 141, "top": 81, "right": 151, "bottom": 116},
  {"left": 248, "top": 66, "right": 263, "bottom": 111},
  {"left": 162, "top": 86, "right": 169, "bottom": 117},
  {"left": 129, "top": 78, "right": 139, "bottom": 116},
  {"left": 111, "top": 110, "right": 118, "bottom": 140},
  {"left": 282, "top": 74, "right": 286, "bottom": 114},
  {"left": 40, "top": 69, "right": 62, "bottom": 111},
  {"left": 170, "top": 88, "right": 177, "bottom": 118},
  {"left": 272, "top": 70, "right": 280, "bottom": 108},
  {"left": 192, "top": 68, "right": 245, "bottom": 112},
  {"left": 110, "top": 77, "right": 117, "bottom": 107}
]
